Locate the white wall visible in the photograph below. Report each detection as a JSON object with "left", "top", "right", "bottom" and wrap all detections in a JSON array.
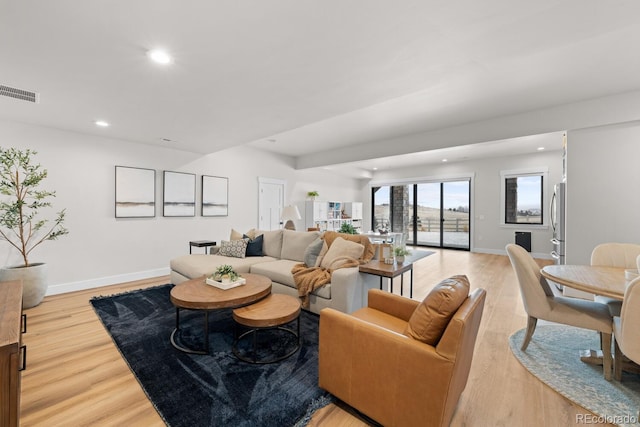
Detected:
[
  {"left": 0, "top": 119, "right": 362, "bottom": 294},
  {"left": 565, "top": 121, "right": 640, "bottom": 264},
  {"left": 361, "top": 149, "right": 564, "bottom": 257}
]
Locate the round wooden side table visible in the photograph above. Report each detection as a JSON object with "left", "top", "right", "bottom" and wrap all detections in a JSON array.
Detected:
[{"left": 232, "top": 294, "right": 302, "bottom": 364}]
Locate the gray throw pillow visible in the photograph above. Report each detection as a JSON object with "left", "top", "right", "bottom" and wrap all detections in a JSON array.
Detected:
[{"left": 303, "top": 237, "right": 324, "bottom": 267}]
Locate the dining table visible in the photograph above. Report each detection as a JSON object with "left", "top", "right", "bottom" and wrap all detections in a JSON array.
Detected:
[
  {"left": 540, "top": 264, "right": 640, "bottom": 375},
  {"left": 540, "top": 264, "right": 626, "bottom": 300}
]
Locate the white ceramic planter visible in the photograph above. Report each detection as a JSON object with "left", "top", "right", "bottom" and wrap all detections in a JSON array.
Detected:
[{"left": 0, "top": 263, "right": 48, "bottom": 308}]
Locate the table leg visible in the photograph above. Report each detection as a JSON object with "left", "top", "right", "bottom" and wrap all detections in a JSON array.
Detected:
[
  {"left": 379, "top": 277, "right": 383, "bottom": 291},
  {"left": 410, "top": 266, "right": 413, "bottom": 298},
  {"left": 170, "top": 307, "right": 210, "bottom": 355},
  {"left": 400, "top": 273, "right": 404, "bottom": 296}
]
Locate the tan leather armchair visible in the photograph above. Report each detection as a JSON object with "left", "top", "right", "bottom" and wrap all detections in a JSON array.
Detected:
[{"left": 319, "top": 287, "right": 486, "bottom": 427}]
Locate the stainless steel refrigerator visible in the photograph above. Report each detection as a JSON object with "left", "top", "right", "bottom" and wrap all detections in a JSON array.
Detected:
[{"left": 550, "top": 182, "right": 566, "bottom": 264}]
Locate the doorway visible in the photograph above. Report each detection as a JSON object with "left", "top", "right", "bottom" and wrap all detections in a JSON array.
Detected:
[
  {"left": 372, "top": 179, "right": 471, "bottom": 250},
  {"left": 411, "top": 180, "right": 470, "bottom": 249},
  {"left": 258, "top": 177, "right": 285, "bottom": 230}
]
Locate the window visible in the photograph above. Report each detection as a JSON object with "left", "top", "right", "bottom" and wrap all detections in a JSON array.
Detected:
[{"left": 501, "top": 169, "right": 546, "bottom": 225}]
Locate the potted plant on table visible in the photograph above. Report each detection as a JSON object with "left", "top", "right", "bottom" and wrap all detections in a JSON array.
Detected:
[
  {"left": 213, "top": 264, "right": 239, "bottom": 283},
  {"left": 307, "top": 191, "right": 319, "bottom": 201},
  {"left": 0, "top": 147, "right": 68, "bottom": 308},
  {"left": 394, "top": 246, "right": 411, "bottom": 263}
]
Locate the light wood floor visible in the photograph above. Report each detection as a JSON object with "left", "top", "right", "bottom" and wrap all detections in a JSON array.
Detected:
[{"left": 19, "top": 249, "right": 613, "bottom": 426}]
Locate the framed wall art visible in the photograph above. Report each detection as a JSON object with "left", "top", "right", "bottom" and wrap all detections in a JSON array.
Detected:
[
  {"left": 201, "top": 175, "right": 228, "bottom": 216},
  {"left": 163, "top": 171, "right": 196, "bottom": 217},
  {"left": 115, "top": 166, "right": 156, "bottom": 218}
]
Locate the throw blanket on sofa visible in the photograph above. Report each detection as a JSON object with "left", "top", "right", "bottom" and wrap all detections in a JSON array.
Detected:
[{"left": 292, "top": 232, "right": 375, "bottom": 308}]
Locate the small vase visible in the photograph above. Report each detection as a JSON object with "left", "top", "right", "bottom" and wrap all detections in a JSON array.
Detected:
[
  {"left": 396, "top": 255, "right": 405, "bottom": 263},
  {"left": 221, "top": 274, "right": 231, "bottom": 284}
]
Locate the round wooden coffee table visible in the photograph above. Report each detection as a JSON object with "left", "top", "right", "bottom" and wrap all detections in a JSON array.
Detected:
[
  {"left": 170, "top": 273, "right": 271, "bottom": 354},
  {"left": 232, "top": 294, "right": 302, "bottom": 364}
]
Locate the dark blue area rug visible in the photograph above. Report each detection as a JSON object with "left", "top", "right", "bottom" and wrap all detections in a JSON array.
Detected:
[{"left": 90, "top": 284, "right": 331, "bottom": 427}]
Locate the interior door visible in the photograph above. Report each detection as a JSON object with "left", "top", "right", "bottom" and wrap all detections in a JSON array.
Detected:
[{"left": 258, "top": 178, "right": 285, "bottom": 230}]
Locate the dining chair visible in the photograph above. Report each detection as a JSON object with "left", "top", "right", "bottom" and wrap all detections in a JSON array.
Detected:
[
  {"left": 506, "top": 244, "right": 613, "bottom": 380},
  {"left": 591, "top": 243, "right": 640, "bottom": 316},
  {"left": 613, "top": 276, "right": 640, "bottom": 381}
]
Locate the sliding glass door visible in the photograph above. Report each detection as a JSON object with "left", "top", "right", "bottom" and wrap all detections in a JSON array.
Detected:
[
  {"left": 374, "top": 179, "right": 470, "bottom": 250},
  {"left": 441, "top": 181, "right": 470, "bottom": 249}
]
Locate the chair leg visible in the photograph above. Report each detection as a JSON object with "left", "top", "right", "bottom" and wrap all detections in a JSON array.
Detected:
[
  {"left": 521, "top": 316, "right": 537, "bottom": 351},
  {"left": 614, "top": 338, "right": 623, "bottom": 381},
  {"left": 601, "top": 332, "right": 612, "bottom": 381}
]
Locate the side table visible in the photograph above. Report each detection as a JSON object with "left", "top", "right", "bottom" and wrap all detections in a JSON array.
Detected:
[
  {"left": 232, "top": 294, "right": 301, "bottom": 364},
  {"left": 189, "top": 240, "right": 216, "bottom": 254},
  {"left": 359, "top": 260, "right": 414, "bottom": 298}
]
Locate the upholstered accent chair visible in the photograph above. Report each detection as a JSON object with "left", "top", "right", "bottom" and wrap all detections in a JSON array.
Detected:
[
  {"left": 591, "top": 242, "right": 640, "bottom": 316},
  {"left": 506, "top": 244, "right": 614, "bottom": 380},
  {"left": 318, "top": 282, "right": 486, "bottom": 427},
  {"left": 613, "top": 276, "right": 640, "bottom": 382}
]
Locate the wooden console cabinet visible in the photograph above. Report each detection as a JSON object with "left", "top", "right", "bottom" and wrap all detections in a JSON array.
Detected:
[{"left": 0, "top": 280, "right": 25, "bottom": 427}]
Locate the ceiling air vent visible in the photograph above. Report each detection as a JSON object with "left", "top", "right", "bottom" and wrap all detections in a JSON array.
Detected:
[{"left": 0, "top": 84, "right": 39, "bottom": 103}]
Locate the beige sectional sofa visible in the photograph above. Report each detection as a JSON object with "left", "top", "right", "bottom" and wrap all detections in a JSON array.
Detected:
[{"left": 170, "top": 229, "right": 371, "bottom": 314}]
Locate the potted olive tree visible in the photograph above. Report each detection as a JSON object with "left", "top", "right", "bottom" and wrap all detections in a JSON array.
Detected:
[{"left": 0, "top": 148, "right": 68, "bottom": 307}]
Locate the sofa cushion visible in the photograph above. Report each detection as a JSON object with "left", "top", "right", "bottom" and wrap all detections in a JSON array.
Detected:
[
  {"left": 304, "top": 237, "right": 324, "bottom": 267},
  {"left": 244, "top": 234, "right": 264, "bottom": 257},
  {"left": 281, "top": 230, "right": 321, "bottom": 262},
  {"left": 170, "top": 254, "right": 276, "bottom": 279},
  {"left": 250, "top": 259, "right": 331, "bottom": 299},
  {"left": 320, "top": 237, "right": 365, "bottom": 270},
  {"left": 404, "top": 275, "right": 470, "bottom": 345},
  {"left": 255, "top": 229, "right": 283, "bottom": 258},
  {"left": 218, "top": 239, "right": 248, "bottom": 258}
]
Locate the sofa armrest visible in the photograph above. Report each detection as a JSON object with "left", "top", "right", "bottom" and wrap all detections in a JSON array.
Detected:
[
  {"left": 319, "top": 308, "right": 455, "bottom": 426},
  {"left": 328, "top": 267, "right": 364, "bottom": 313},
  {"left": 367, "top": 288, "right": 419, "bottom": 321}
]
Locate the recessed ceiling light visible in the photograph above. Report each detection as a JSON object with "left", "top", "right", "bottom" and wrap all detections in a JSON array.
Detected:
[
  {"left": 537, "top": 147, "right": 545, "bottom": 151},
  {"left": 442, "top": 158, "right": 448, "bottom": 162},
  {"left": 373, "top": 167, "right": 378, "bottom": 171},
  {"left": 95, "top": 120, "right": 109, "bottom": 127},
  {"left": 147, "top": 49, "right": 173, "bottom": 65}
]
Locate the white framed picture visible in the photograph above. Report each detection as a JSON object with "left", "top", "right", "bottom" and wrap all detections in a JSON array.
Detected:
[
  {"left": 163, "top": 171, "right": 196, "bottom": 217},
  {"left": 201, "top": 175, "right": 228, "bottom": 217},
  {"left": 115, "top": 166, "right": 156, "bottom": 218}
]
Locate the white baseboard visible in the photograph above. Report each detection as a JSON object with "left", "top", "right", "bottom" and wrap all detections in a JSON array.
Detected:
[
  {"left": 472, "top": 247, "right": 553, "bottom": 260},
  {"left": 46, "top": 267, "right": 170, "bottom": 296}
]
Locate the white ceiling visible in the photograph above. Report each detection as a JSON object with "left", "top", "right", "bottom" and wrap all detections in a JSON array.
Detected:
[{"left": 1, "top": 1, "right": 639, "bottom": 176}]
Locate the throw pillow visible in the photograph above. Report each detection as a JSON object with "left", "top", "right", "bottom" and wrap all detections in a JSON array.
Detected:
[
  {"left": 230, "top": 228, "right": 256, "bottom": 240},
  {"left": 404, "top": 275, "right": 470, "bottom": 345},
  {"left": 314, "top": 241, "right": 328, "bottom": 267},
  {"left": 320, "top": 237, "right": 365, "bottom": 270},
  {"left": 218, "top": 238, "right": 249, "bottom": 258},
  {"left": 244, "top": 234, "right": 264, "bottom": 257},
  {"left": 303, "top": 237, "right": 324, "bottom": 267}
]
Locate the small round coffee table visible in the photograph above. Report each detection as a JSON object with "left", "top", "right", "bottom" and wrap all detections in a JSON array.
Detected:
[
  {"left": 232, "top": 294, "right": 302, "bottom": 364},
  {"left": 170, "top": 273, "right": 271, "bottom": 354}
]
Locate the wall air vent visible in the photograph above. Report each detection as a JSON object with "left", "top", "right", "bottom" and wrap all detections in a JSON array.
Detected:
[{"left": 0, "top": 84, "right": 39, "bottom": 103}]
